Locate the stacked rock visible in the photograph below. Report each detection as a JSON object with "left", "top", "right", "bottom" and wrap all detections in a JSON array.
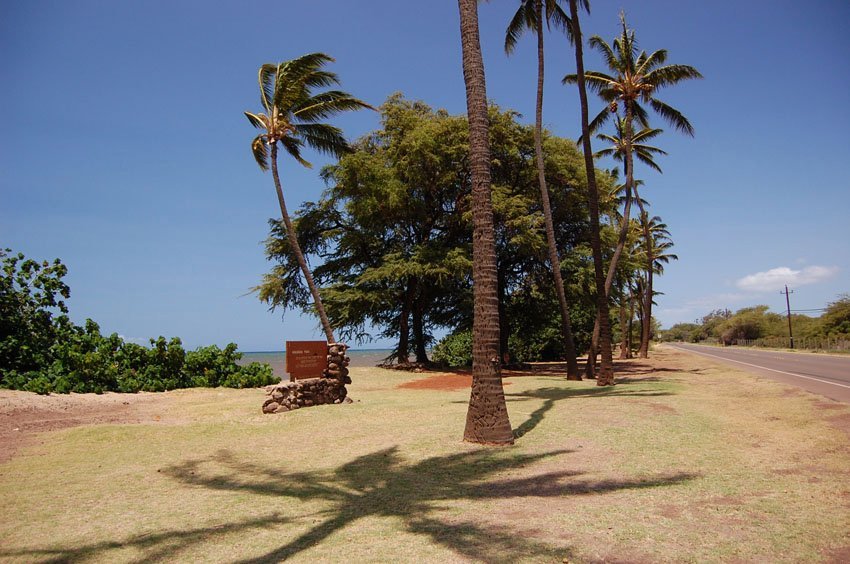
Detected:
[
  {"left": 262, "top": 342, "right": 352, "bottom": 414},
  {"left": 324, "top": 343, "right": 352, "bottom": 384}
]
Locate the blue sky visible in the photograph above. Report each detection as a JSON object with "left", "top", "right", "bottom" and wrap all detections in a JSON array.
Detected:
[{"left": 2, "top": 1, "right": 848, "bottom": 350}]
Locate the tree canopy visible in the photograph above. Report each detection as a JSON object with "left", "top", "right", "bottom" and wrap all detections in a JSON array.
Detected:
[{"left": 256, "top": 94, "right": 618, "bottom": 364}]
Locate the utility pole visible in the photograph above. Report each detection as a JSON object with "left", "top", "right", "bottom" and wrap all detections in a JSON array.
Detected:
[{"left": 781, "top": 285, "right": 794, "bottom": 349}]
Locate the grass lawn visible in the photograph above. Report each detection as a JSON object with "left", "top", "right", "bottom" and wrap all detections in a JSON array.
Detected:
[{"left": 0, "top": 347, "right": 848, "bottom": 563}]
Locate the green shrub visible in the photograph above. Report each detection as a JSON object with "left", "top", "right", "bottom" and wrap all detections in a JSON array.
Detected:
[
  {"left": 431, "top": 330, "right": 473, "bottom": 367},
  {"left": 0, "top": 248, "right": 280, "bottom": 394}
]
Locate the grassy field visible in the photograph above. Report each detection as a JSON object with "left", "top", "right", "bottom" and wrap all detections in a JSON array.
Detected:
[{"left": 1, "top": 348, "right": 848, "bottom": 563}]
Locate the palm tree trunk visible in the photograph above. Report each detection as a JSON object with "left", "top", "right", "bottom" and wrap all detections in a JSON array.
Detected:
[
  {"left": 568, "top": 0, "right": 614, "bottom": 386},
  {"left": 458, "top": 0, "right": 513, "bottom": 445},
  {"left": 584, "top": 105, "right": 636, "bottom": 375},
  {"left": 626, "top": 285, "right": 635, "bottom": 358},
  {"left": 633, "top": 187, "right": 652, "bottom": 358},
  {"left": 618, "top": 289, "right": 629, "bottom": 359},
  {"left": 270, "top": 143, "right": 335, "bottom": 343},
  {"left": 533, "top": 0, "right": 580, "bottom": 380}
]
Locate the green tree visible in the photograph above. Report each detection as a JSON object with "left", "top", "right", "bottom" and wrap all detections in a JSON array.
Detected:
[
  {"left": 659, "top": 323, "right": 701, "bottom": 342},
  {"left": 504, "top": 0, "right": 580, "bottom": 379},
  {"left": 458, "top": 0, "right": 514, "bottom": 445},
  {"left": 0, "top": 249, "right": 70, "bottom": 377},
  {"left": 245, "top": 53, "right": 372, "bottom": 342},
  {"left": 256, "top": 97, "right": 600, "bottom": 369},
  {"left": 819, "top": 295, "right": 850, "bottom": 336}
]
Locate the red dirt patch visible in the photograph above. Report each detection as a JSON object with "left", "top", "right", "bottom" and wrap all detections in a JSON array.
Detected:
[
  {"left": 399, "top": 373, "right": 470, "bottom": 391},
  {"left": 0, "top": 389, "right": 175, "bottom": 464}
]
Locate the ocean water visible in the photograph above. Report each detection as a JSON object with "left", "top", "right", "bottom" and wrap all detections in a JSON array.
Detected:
[{"left": 239, "top": 349, "right": 393, "bottom": 380}]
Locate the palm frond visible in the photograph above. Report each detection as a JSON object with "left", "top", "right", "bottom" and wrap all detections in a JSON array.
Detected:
[
  {"left": 587, "top": 106, "right": 613, "bottom": 136},
  {"left": 280, "top": 135, "right": 312, "bottom": 169},
  {"left": 588, "top": 35, "right": 619, "bottom": 72},
  {"left": 295, "top": 123, "right": 351, "bottom": 158},
  {"left": 649, "top": 99, "right": 694, "bottom": 135},
  {"left": 251, "top": 135, "right": 270, "bottom": 171},
  {"left": 632, "top": 127, "right": 664, "bottom": 143},
  {"left": 258, "top": 64, "right": 277, "bottom": 111},
  {"left": 631, "top": 101, "right": 651, "bottom": 129},
  {"left": 244, "top": 111, "right": 268, "bottom": 131},
  {"left": 593, "top": 147, "right": 617, "bottom": 159},
  {"left": 274, "top": 53, "right": 336, "bottom": 110},
  {"left": 546, "top": 1, "right": 575, "bottom": 43},
  {"left": 636, "top": 48, "right": 668, "bottom": 75},
  {"left": 633, "top": 150, "right": 664, "bottom": 173},
  {"left": 293, "top": 91, "right": 375, "bottom": 122},
  {"left": 504, "top": 0, "right": 535, "bottom": 54},
  {"left": 645, "top": 64, "right": 703, "bottom": 89}
]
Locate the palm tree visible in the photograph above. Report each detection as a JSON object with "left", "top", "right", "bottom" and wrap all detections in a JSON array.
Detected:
[
  {"left": 504, "top": 0, "right": 580, "bottom": 379},
  {"left": 245, "top": 54, "right": 372, "bottom": 342},
  {"left": 582, "top": 122, "right": 664, "bottom": 373},
  {"left": 565, "top": 0, "right": 615, "bottom": 386},
  {"left": 564, "top": 12, "right": 700, "bottom": 359},
  {"left": 458, "top": 0, "right": 514, "bottom": 445},
  {"left": 633, "top": 208, "right": 677, "bottom": 356}
]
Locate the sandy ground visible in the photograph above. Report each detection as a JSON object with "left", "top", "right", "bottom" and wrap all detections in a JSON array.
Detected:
[{"left": 0, "top": 389, "right": 179, "bottom": 463}]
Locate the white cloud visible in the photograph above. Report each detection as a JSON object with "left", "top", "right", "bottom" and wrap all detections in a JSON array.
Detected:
[
  {"left": 119, "top": 335, "right": 149, "bottom": 346},
  {"left": 735, "top": 265, "right": 839, "bottom": 293}
]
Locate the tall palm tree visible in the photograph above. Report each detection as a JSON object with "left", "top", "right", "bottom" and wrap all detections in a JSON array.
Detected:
[
  {"left": 565, "top": 0, "right": 615, "bottom": 386},
  {"left": 504, "top": 0, "right": 579, "bottom": 379},
  {"left": 582, "top": 122, "right": 664, "bottom": 373},
  {"left": 564, "top": 12, "right": 700, "bottom": 359},
  {"left": 245, "top": 53, "right": 372, "bottom": 342},
  {"left": 458, "top": 0, "right": 514, "bottom": 445},
  {"left": 633, "top": 206, "right": 678, "bottom": 356}
]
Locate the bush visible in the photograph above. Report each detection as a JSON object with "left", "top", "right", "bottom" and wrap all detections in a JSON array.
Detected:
[
  {"left": 431, "top": 330, "right": 473, "bottom": 367},
  {"left": 0, "top": 248, "right": 279, "bottom": 394}
]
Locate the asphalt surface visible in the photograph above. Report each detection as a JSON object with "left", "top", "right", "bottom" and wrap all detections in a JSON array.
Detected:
[{"left": 668, "top": 343, "right": 850, "bottom": 404}]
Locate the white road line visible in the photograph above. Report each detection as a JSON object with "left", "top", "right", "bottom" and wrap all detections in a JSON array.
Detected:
[{"left": 671, "top": 346, "right": 850, "bottom": 390}]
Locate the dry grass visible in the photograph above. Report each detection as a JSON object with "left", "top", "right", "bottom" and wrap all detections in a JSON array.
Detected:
[{"left": 0, "top": 348, "right": 848, "bottom": 563}]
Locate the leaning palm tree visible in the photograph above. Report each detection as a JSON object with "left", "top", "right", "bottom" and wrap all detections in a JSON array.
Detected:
[
  {"left": 504, "top": 0, "right": 580, "bottom": 379},
  {"left": 245, "top": 54, "right": 372, "bottom": 342},
  {"left": 564, "top": 12, "right": 700, "bottom": 360},
  {"left": 565, "top": 0, "right": 616, "bottom": 386},
  {"left": 458, "top": 0, "right": 514, "bottom": 445}
]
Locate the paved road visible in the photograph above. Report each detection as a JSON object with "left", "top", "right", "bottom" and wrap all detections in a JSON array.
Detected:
[{"left": 667, "top": 343, "right": 850, "bottom": 403}]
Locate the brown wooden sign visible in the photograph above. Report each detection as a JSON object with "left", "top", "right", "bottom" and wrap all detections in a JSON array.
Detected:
[{"left": 285, "top": 341, "right": 328, "bottom": 380}]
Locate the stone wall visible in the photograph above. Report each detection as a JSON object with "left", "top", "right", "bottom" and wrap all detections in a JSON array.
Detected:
[{"left": 262, "top": 343, "right": 351, "bottom": 414}]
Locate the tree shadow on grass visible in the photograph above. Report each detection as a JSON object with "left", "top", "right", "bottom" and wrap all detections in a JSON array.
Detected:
[
  {"left": 2, "top": 447, "right": 697, "bottom": 562},
  {"left": 0, "top": 513, "right": 294, "bottom": 563},
  {"left": 509, "top": 386, "right": 674, "bottom": 439},
  {"left": 168, "top": 447, "right": 696, "bottom": 563}
]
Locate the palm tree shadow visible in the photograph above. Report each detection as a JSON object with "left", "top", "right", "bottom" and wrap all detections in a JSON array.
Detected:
[
  {"left": 173, "top": 447, "right": 694, "bottom": 562},
  {"left": 510, "top": 385, "right": 673, "bottom": 439},
  {"left": 1, "top": 447, "right": 697, "bottom": 562}
]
